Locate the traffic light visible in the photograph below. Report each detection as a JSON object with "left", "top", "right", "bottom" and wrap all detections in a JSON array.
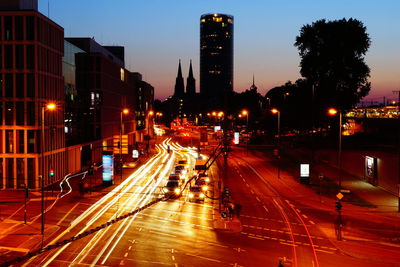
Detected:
[
  {"left": 335, "top": 201, "right": 342, "bottom": 211},
  {"left": 49, "top": 169, "right": 55, "bottom": 177}
]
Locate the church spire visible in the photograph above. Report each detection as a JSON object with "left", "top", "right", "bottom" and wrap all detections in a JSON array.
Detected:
[
  {"left": 174, "top": 59, "right": 185, "bottom": 97},
  {"left": 186, "top": 59, "right": 196, "bottom": 96},
  {"left": 250, "top": 74, "right": 257, "bottom": 91}
]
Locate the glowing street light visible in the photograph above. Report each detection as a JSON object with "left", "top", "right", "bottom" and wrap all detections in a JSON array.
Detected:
[
  {"left": 271, "top": 108, "right": 281, "bottom": 178},
  {"left": 241, "top": 109, "right": 249, "bottom": 129},
  {"left": 41, "top": 102, "right": 56, "bottom": 235},
  {"left": 328, "top": 108, "right": 343, "bottom": 188}
]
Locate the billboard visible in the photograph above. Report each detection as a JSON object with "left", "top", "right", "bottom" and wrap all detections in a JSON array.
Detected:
[
  {"left": 365, "top": 156, "right": 377, "bottom": 180},
  {"left": 102, "top": 151, "right": 114, "bottom": 183},
  {"left": 300, "top": 164, "right": 310, "bottom": 177},
  {"left": 233, "top": 132, "right": 239, "bottom": 145}
]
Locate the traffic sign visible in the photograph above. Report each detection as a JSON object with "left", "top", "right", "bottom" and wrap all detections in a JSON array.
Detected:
[{"left": 336, "top": 192, "right": 344, "bottom": 200}]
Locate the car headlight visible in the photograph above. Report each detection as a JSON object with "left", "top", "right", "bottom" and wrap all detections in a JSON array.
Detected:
[
  {"left": 189, "top": 193, "right": 194, "bottom": 198},
  {"left": 199, "top": 193, "right": 205, "bottom": 198},
  {"left": 202, "top": 185, "right": 208, "bottom": 191},
  {"left": 205, "top": 177, "right": 210, "bottom": 183},
  {"left": 163, "top": 188, "right": 169, "bottom": 193},
  {"left": 174, "top": 188, "right": 181, "bottom": 194}
]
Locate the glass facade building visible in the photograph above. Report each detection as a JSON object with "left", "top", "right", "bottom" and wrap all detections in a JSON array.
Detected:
[{"left": 200, "top": 13, "right": 233, "bottom": 109}]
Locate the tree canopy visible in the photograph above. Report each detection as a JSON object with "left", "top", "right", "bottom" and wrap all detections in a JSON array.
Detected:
[{"left": 294, "top": 18, "right": 371, "bottom": 112}]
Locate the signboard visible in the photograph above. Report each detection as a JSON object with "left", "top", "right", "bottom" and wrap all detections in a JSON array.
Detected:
[
  {"left": 214, "top": 126, "right": 221, "bottom": 132},
  {"left": 102, "top": 151, "right": 114, "bottom": 183},
  {"left": 233, "top": 132, "right": 239, "bottom": 145},
  {"left": 300, "top": 164, "right": 310, "bottom": 177},
  {"left": 365, "top": 156, "right": 377, "bottom": 180},
  {"left": 132, "top": 149, "right": 139, "bottom": 158},
  {"left": 113, "top": 135, "right": 128, "bottom": 154}
]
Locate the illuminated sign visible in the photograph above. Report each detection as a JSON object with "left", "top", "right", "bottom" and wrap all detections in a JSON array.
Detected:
[
  {"left": 214, "top": 126, "right": 221, "bottom": 132},
  {"left": 102, "top": 151, "right": 114, "bottom": 182},
  {"left": 365, "top": 156, "right": 377, "bottom": 180},
  {"left": 234, "top": 132, "right": 239, "bottom": 144},
  {"left": 132, "top": 149, "right": 139, "bottom": 158},
  {"left": 300, "top": 164, "right": 310, "bottom": 177}
]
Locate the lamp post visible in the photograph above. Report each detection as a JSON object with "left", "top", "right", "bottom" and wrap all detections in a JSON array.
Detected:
[
  {"left": 119, "top": 108, "right": 129, "bottom": 182},
  {"left": 241, "top": 109, "right": 249, "bottom": 129},
  {"left": 328, "top": 108, "right": 342, "bottom": 188},
  {"left": 147, "top": 110, "right": 154, "bottom": 153},
  {"left": 271, "top": 108, "right": 281, "bottom": 179},
  {"left": 41, "top": 102, "right": 56, "bottom": 236}
]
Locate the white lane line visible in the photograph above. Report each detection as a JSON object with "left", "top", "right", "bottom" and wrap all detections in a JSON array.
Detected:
[
  {"left": 246, "top": 183, "right": 250, "bottom": 187},
  {"left": 310, "top": 220, "right": 315, "bottom": 225},
  {"left": 256, "top": 196, "right": 261, "bottom": 202},
  {"left": 124, "top": 252, "right": 128, "bottom": 257},
  {"left": 56, "top": 202, "right": 80, "bottom": 226},
  {"left": 175, "top": 264, "right": 179, "bottom": 267},
  {"left": 128, "top": 246, "right": 132, "bottom": 250},
  {"left": 302, "top": 214, "right": 308, "bottom": 219},
  {"left": 263, "top": 205, "right": 269, "bottom": 212},
  {"left": 185, "top": 253, "right": 222, "bottom": 263},
  {"left": 148, "top": 230, "right": 177, "bottom": 237},
  {"left": 296, "top": 209, "right": 301, "bottom": 213},
  {"left": 172, "top": 255, "right": 175, "bottom": 261}
]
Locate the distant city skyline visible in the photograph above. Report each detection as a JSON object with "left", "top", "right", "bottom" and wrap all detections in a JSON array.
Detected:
[{"left": 39, "top": 0, "right": 399, "bottom": 102}]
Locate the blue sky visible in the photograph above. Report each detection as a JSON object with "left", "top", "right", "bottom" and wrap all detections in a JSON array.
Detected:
[{"left": 40, "top": 0, "right": 400, "bottom": 102}]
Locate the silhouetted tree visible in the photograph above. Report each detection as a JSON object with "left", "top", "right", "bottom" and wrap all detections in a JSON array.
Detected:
[{"left": 294, "top": 18, "right": 371, "bottom": 116}]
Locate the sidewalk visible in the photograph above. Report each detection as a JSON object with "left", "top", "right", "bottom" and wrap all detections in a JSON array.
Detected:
[{"left": 241, "top": 145, "right": 400, "bottom": 264}]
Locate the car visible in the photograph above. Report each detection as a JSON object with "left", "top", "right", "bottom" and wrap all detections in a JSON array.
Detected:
[
  {"left": 178, "top": 159, "right": 188, "bottom": 165},
  {"left": 195, "top": 178, "right": 209, "bottom": 192},
  {"left": 188, "top": 185, "right": 205, "bottom": 202},
  {"left": 163, "top": 180, "right": 181, "bottom": 199},
  {"left": 198, "top": 172, "right": 210, "bottom": 183},
  {"left": 174, "top": 165, "right": 186, "bottom": 176}
]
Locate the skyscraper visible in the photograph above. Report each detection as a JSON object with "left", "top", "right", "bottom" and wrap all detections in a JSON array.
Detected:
[
  {"left": 200, "top": 13, "right": 233, "bottom": 109},
  {"left": 186, "top": 60, "right": 196, "bottom": 96}
]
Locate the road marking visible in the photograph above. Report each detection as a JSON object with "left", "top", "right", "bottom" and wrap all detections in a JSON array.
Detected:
[
  {"left": 0, "top": 246, "right": 30, "bottom": 253},
  {"left": 296, "top": 209, "right": 301, "bottom": 213},
  {"left": 149, "top": 230, "right": 177, "bottom": 237},
  {"left": 128, "top": 246, "right": 132, "bottom": 250},
  {"left": 314, "top": 248, "right": 334, "bottom": 254},
  {"left": 280, "top": 242, "right": 297, "bottom": 247},
  {"left": 256, "top": 197, "right": 261, "bottom": 202},
  {"left": 263, "top": 205, "right": 269, "bottom": 212},
  {"left": 310, "top": 220, "right": 315, "bottom": 225},
  {"left": 120, "top": 259, "right": 125, "bottom": 265},
  {"left": 124, "top": 252, "right": 128, "bottom": 257},
  {"left": 171, "top": 248, "right": 174, "bottom": 253},
  {"left": 246, "top": 183, "right": 250, "bottom": 187},
  {"left": 185, "top": 253, "right": 222, "bottom": 263},
  {"left": 172, "top": 255, "right": 175, "bottom": 261},
  {"left": 175, "top": 264, "right": 179, "bottom": 267},
  {"left": 248, "top": 235, "right": 264, "bottom": 240},
  {"left": 57, "top": 202, "right": 80, "bottom": 226},
  {"left": 302, "top": 214, "right": 308, "bottom": 219}
]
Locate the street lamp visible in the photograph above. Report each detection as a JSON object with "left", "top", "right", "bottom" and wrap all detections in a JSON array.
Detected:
[
  {"left": 328, "top": 108, "right": 343, "bottom": 188},
  {"left": 41, "top": 102, "right": 56, "bottom": 236},
  {"left": 119, "top": 108, "right": 129, "bottom": 181},
  {"left": 241, "top": 109, "right": 249, "bottom": 129},
  {"left": 271, "top": 108, "right": 281, "bottom": 179}
]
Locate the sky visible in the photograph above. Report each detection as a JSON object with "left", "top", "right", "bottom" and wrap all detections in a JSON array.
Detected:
[{"left": 39, "top": 0, "right": 400, "bottom": 103}]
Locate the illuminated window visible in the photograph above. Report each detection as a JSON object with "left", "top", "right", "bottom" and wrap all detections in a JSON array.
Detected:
[
  {"left": 120, "top": 68, "right": 125, "bottom": 81},
  {"left": 213, "top": 17, "right": 222, "bottom": 22},
  {"left": 228, "top": 18, "right": 233, "bottom": 23},
  {"left": 201, "top": 18, "right": 205, "bottom": 23}
]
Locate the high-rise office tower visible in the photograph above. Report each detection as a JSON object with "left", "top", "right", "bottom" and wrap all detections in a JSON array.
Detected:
[
  {"left": 186, "top": 60, "right": 196, "bottom": 96},
  {"left": 200, "top": 13, "right": 233, "bottom": 108}
]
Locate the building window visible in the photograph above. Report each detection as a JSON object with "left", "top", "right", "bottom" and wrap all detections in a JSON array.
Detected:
[
  {"left": 5, "top": 45, "right": 12, "bottom": 69},
  {"left": 17, "top": 158, "right": 25, "bottom": 188},
  {"left": 0, "top": 102, "right": 3, "bottom": 124},
  {"left": 27, "top": 102, "right": 35, "bottom": 125},
  {"left": 0, "top": 130, "right": 2, "bottom": 153},
  {"left": 17, "top": 130, "right": 24, "bottom": 153},
  {"left": 27, "top": 130, "right": 36, "bottom": 153},
  {"left": 27, "top": 73, "right": 35, "bottom": 97},
  {"left": 0, "top": 46, "right": 2, "bottom": 69},
  {"left": 5, "top": 102, "right": 14, "bottom": 125},
  {"left": 16, "top": 73, "right": 24, "bottom": 98},
  {"left": 26, "top": 16, "right": 34, "bottom": 41},
  {"left": 6, "top": 130, "right": 13, "bottom": 153},
  {"left": 16, "top": 102, "right": 24, "bottom": 125},
  {"left": 120, "top": 68, "right": 125, "bottom": 81},
  {"left": 15, "top": 16, "right": 23, "bottom": 40},
  {"left": 4, "top": 16, "right": 12, "bottom": 41},
  {"left": 5, "top": 74, "right": 13, "bottom": 97},
  {"left": 6, "top": 158, "right": 14, "bottom": 188},
  {"left": 0, "top": 158, "right": 3, "bottom": 188},
  {"left": 26, "top": 45, "right": 34, "bottom": 69},
  {"left": 27, "top": 158, "right": 35, "bottom": 188},
  {"left": 16, "top": 45, "right": 24, "bottom": 69}
]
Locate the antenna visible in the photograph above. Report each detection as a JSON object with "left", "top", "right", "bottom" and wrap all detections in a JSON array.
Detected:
[{"left": 48, "top": 0, "right": 50, "bottom": 18}]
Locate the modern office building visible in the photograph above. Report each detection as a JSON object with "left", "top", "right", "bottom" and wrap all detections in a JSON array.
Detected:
[
  {"left": 0, "top": 0, "right": 66, "bottom": 189},
  {"left": 200, "top": 13, "right": 233, "bottom": 109}
]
